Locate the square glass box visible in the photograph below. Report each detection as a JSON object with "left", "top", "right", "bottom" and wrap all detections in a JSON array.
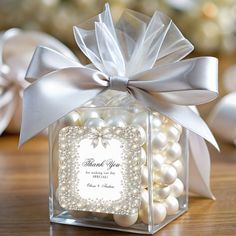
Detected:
[{"left": 48, "top": 91, "right": 189, "bottom": 234}]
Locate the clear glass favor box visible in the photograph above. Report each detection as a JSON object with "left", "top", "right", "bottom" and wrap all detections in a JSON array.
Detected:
[{"left": 48, "top": 91, "right": 188, "bottom": 234}]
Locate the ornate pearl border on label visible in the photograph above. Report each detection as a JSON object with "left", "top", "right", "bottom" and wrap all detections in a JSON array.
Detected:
[{"left": 58, "top": 126, "right": 143, "bottom": 215}]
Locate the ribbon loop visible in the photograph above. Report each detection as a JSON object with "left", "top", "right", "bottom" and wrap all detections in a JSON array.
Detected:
[{"left": 109, "top": 76, "right": 129, "bottom": 92}]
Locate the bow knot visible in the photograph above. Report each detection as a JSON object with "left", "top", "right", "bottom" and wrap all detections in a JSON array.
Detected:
[{"left": 109, "top": 76, "right": 129, "bottom": 92}]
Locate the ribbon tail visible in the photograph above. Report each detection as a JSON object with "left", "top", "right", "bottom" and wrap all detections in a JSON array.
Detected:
[
  {"left": 19, "top": 67, "right": 107, "bottom": 146},
  {"left": 189, "top": 131, "right": 215, "bottom": 199},
  {"left": 208, "top": 92, "right": 236, "bottom": 143},
  {"left": 130, "top": 87, "right": 219, "bottom": 150}
]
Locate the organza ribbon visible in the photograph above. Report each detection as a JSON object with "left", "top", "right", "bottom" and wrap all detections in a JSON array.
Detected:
[
  {"left": 19, "top": 4, "right": 218, "bottom": 198},
  {"left": 0, "top": 28, "right": 78, "bottom": 134},
  {"left": 208, "top": 67, "right": 236, "bottom": 144}
]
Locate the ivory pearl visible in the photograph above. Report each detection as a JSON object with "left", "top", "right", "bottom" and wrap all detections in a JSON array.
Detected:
[
  {"left": 165, "top": 124, "right": 181, "bottom": 142},
  {"left": 113, "top": 212, "right": 138, "bottom": 227},
  {"left": 164, "top": 196, "right": 179, "bottom": 215},
  {"left": 141, "top": 166, "right": 149, "bottom": 188},
  {"left": 152, "top": 131, "right": 168, "bottom": 152},
  {"left": 133, "top": 112, "right": 148, "bottom": 129},
  {"left": 153, "top": 203, "right": 167, "bottom": 224},
  {"left": 140, "top": 203, "right": 166, "bottom": 224},
  {"left": 170, "top": 179, "right": 184, "bottom": 197},
  {"left": 81, "top": 110, "right": 100, "bottom": 122},
  {"left": 62, "top": 111, "right": 81, "bottom": 126},
  {"left": 152, "top": 153, "right": 165, "bottom": 170},
  {"left": 152, "top": 116, "right": 162, "bottom": 129},
  {"left": 165, "top": 142, "right": 182, "bottom": 163},
  {"left": 172, "top": 160, "right": 183, "bottom": 176},
  {"left": 140, "top": 147, "right": 147, "bottom": 165},
  {"left": 136, "top": 125, "right": 146, "bottom": 146},
  {"left": 155, "top": 164, "right": 177, "bottom": 185},
  {"left": 84, "top": 118, "right": 105, "bottom": 128},
  {"left": 106, "top": 116, "right": 127, "bottom": 127},
  {"left": 153, "top": 185, "right": 171, "bottom": 201}
]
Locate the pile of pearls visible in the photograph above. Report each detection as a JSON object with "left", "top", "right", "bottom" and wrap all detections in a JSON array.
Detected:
[
  {"left": 133, "top": 112, "right": 185, "bottom": 226},
  {"left": 58, "top": 95, "right": 185, "bottom": 228}
]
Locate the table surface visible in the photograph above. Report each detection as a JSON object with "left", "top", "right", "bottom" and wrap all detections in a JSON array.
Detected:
[{"left": 0, "top": 135, "right": 236, "bottom": 236}]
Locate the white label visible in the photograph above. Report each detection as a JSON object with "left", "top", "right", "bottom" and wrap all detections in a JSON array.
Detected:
[
  {"left": 78, "top": 139, "right": 123, "bottom": 201},
  {"left": 58, "top": 126, "right": 142, "bottom": 215}
]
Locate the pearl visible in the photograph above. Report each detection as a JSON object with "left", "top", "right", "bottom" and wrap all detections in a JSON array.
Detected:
[
  {"left": 133, "top": 112, "right": 148, "bottom": 129},
  {"left": 153, "top": 202, "right": 167, "bottom": 224},
  {"left": 141, "top": 166, "right": 149, "bottom": 188},
  {"left": 139, "top": 203, "right": 166, "bottom": 224},
  {"left": 164, "top": 196, "right": 179, "bottom": 215},
  {"left": 170, "top": 179, "right": 184, "bottom": 197},
  {"left": 140, "top": 147, "right": 147, "bottom": 165},
  {"left": 81, "top": 110, "right": 100, "bottom": 122},
  {"left": 172, "top": 160, "right": 183, "bottom": 176},
  {"left": 69, "top": 210, "right": 90, "bottom": 218},
  {"left": 152, "top": 153, "right": 165, "bottom": 170},
  {"left": 136, "top": 125, "right": 146, "bottom": 146},
  {"left": 153, "top": 185, "right": 171, "bottom": 201},
  {"left": 152, "top": 116, "right": 162, "bottom": 129},
  {"left": 84, "top": 118, "right": 105, "bottom": 128},
  {"left": 152, "top": 131, "right": 168, "bottom": 152},
  {"left": 165, "top": 124, "right": 181, "bottom": 142},
  {"left": 106, "top": 116, "right": 127, "bottom": 127},
  {"left": 141, "top": 189, "right": 149, "bottom": 208},
  {"left": 165, "top": 142, "right": 182, "bottom": 163},
  {"left": 62, "top": 111, "right": 81, "bottom": 126},
  {"left": 155, "top": 164, "right": 177, "bottom": 185},
  {"left": 113, "top": 212, "right": 138, "bottom": 227}
]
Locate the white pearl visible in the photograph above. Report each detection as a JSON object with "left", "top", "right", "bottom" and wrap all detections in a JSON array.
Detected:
[
  {"left": 141, "top": 189, "right": 149, "bottom": 208},
  {"left": 136, "top": 125, "right": 146, "bottom": 146},
  {"left": 172, "top": 160, "right": 183, "bottom": 176},
  {"left": 165, "top": 124, "right": 181, "bottom": 142},
  {"left": 140, "top": 147, "right": 147, "bottom": 165},
  {"left": 165, "top": 142, "right": 182, "bottom": 163},
  {"left": 84, "top": 118, "right": 105, "bottom": 128},
  {"left": 113, "top": 212, "right": 138, "bottom": 227},
  {"left": 170, "top": 179, "right": 184, "bottom": 197},
  {"left": 141, "top": 166, "right": 148, "bottom": 188},
  {"left": 106, "top": 116, "right": 127, "bottom": 127},
  {"left": 152, "top": 153, "right": 165, "bottom": 170},
  {"left": 153, "top": 185, "right": 171, "bottom": 201},
  {"left": 153, "top": 203, "right": 167, "bottom": 224},
  {"left": 164, "top": 196, "right": 179, "bottom": 215},
  {"left": 133, "top": 112, "right": 148, "bottom": 129},
  {"left": 155, "top": 164, "right": 177, "bottom": 185},
  {"left": 152, "top": 131, "right": 168, "bottom": 152},
  {"left": 81, "top": 110, "right": 100, "bottom": 122},
  {"left": 140, "top": 203, "right": 167, "bottom": 224},
  {"left": 62, "top": 111, "right": 81, "bottom": 126},
  {"left": 152, "top": 116, "right": 162, "bottom": 129}
]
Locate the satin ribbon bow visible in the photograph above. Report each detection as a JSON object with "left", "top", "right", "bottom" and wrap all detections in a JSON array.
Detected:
[
  {"left": 19, "top": 4, "right": 219, "bottom": 198},
  {"left": 0, "top": 28, "right": 78, "bottom": 134}
]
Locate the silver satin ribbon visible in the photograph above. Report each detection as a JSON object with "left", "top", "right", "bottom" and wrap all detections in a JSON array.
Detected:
[
  {"left": 0, "top": 28, "right": 79, "bottom": 134},
  {"left": 19, "top": 4, "right": 218, "bottom": 199}
]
